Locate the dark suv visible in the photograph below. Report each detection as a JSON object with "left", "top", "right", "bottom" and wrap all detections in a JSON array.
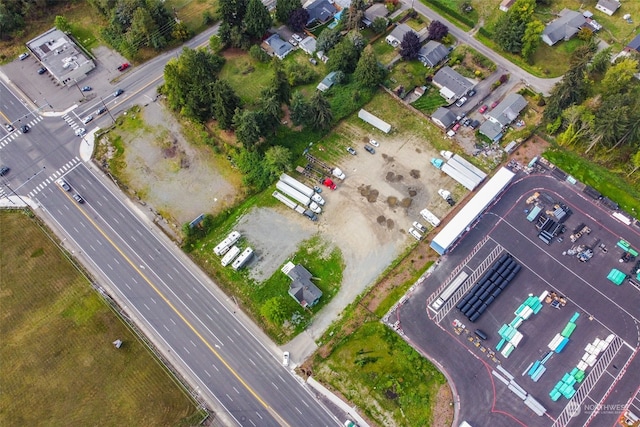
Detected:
[{"left": 0, "top": 166, "right": 9, "bottom": 176}]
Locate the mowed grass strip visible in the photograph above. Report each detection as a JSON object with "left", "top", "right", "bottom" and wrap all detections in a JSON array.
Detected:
[{"left": 0, "top": 211, "right": 201, "bottom": 427}]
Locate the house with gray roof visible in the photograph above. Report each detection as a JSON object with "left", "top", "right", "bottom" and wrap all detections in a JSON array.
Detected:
[
  {"left": 432, "top": 66, "right": 475, "bottom": 103},
  {"left": 418, "top": 41, "right": 450, "bottom": 67},
  {"left": 386, "top": 23, "right": 413, "bottom": 47},
  {"left": 595, "top": 0, "right": 620, "bottom": 16},
  {"left": 264, "top": 34, "right": 294, "bottom": 59},
  {"left": 284, "top": 264, "right": 323, "bottom": 308},
  {"left": 304, "top": 0, "right": 337, "bottom": 25},
  {"left": 363, "top": 3, "right": 388, "bottom": 27},
  {"left": 541, "top": 9, "right": 587, "bottom": 46},
  {"left": 479, "top": 93, "right": 527, "bottom": 142},
  {"left": 625, "top": 34, "right": 640, "bottom": 53},
  {"left": 299, "top": 36, "right": 317, "bottom": 55},
  {"left": 431, "top": 107, "right": 457, "bottom": 129}
]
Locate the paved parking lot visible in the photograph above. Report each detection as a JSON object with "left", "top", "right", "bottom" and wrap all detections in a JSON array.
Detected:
[{"left": 395, "top": 169, "right": 640, "bottom": 427}]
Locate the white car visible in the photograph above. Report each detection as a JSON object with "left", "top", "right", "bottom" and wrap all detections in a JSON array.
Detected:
[
  {"left": 75, "top": 128, "right": 86, "bottom": 136},
  {"left": 408, "top": 227, "right": 423, "bottom": 241},
  {"left": 82, "top": 115, "right": 93, "bottom": 124},
  {"left": 282, "top": 351, "right": 290, "bottom": 366},
  {"left": 412, "top": 221, "right": 427, "bottom": 233},
  {"left": 56, "top": 178, "right": 71, "bottom": 191},
  {"left": 455, "top": 97, "right": 468, "bottom": 107},
  {"left": 292, "top": 34, "right": 303, "bottom": 42},
  {"left": 369, "top": 139, "right": 379, "bottom": 147}
]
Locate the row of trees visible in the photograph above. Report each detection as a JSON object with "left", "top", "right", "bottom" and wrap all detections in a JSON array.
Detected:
[
  {"left": 493, "top": 0, "right": 543, "bottom": 61},
  {"left": 218, "top": 0, "right": 272, "bottom": 49},
  {"left": 544, "top": 42, "right": 640, "bottom": 175},
  {"left": 399, "top": 20, "right": 449, "bottom": 61}
]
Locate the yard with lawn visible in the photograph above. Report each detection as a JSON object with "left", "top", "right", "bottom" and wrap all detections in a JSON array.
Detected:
[
  {"left": 0, "top": 211, "right": 202, "bottom": 427},
  {"left": 411, "top": 86, "right": 448, "bottom": 114}
]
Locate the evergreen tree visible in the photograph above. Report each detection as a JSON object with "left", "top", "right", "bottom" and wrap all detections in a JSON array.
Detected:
[
  {"left": 276, "top": 0, "right": 301, "bottom": 24},
  {"left": 288, "top": 8, "right": 309, "bottom": 32},
  {"left": 308, "top": 92, "right": 333, "bottom": 130},
  {"left": 233, "top": 108, "right": 263, "bottom": 149},
  {"left": 290, "top": 92, "right": 310, "bottom": 126},
  {"left": 354, "top": 45, "right": 385, "bottom": 87},
  {"left": 212, "top": 80, "right": 241, "bottom": 130},
  {"left": 244, "top": 0, "right": 272, "bottom": 39}
]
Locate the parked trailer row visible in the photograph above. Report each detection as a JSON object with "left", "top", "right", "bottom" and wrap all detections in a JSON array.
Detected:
[
  {"left": 280, "top": 173, "right": 324, "bottom": 205},
  {"left": 276, "top": 181, "right": 322, "bottom": 213},
  {"left": 214, "top": 231, "right": 241, "bottom": 256},
  {"left": 272, "top": 191, "right": 318, "bottom": 221},
  {"left": 441, "top": 163, "right": 479, "bottom": 191}
]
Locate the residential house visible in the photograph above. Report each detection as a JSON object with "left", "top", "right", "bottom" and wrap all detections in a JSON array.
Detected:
[
  {"left": 499, "top": 0, "right": 516, "bottom": 12},
  {"left": 299, "top": 36, "right": 317, "bottom": 55},
  {"left": 432, "top": 66, "right": 475, "bottom": 103},
  {"left": 283, "top": 263, "right": 323, "bottom": 308},
  {"left": 431, "top": 107, "right": 457, "bottom": 129},
  {"left": 386, "top": 23, "right": 413, "bottom": 47},
  {"left": 479, "top": 93, "right": 527, "bottom": 142},
  {"left": 317, "top": 71, "right": 338, "bottom": 91},
  {"left": 595, "top": 0, "right": 621, "bottom": 16},
  {"left": 624, "top": 34, "right": 640, "bottom": 53},
  {"left": 363, "top": 3, "right": 388, "bottom": 27},
  {"left": 418, "top": 41, "right": 450, "bottom": 67},
  {"left": 264, "top": 34, "right": 294, "bottom": 59},
  {"left": 541, "top": 9, "right": 587, "bottom": 46},
  {"left": 304, "top": 0, "right": 338, "bottom": 25}
]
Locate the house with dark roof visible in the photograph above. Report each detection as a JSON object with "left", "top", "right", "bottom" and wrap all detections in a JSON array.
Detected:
[
  {"left": 432, "top": 66, "right": 475, "bottom": 103},
  {"left": 624, "top": 34, "right": 640, "bottom": 53},
  {"left": 299, "top": 36, "right": 317, "bottom": 55},
  {"left": 264, "top": 34, "right": 294, "bottom": 59},
  {"left": 363, "top": 3, "right": 388, "bottom": 27},
  {"left": 431, "top": 107, "right": 457, "bottom": 129},
  {"left": 541, "top": 9, "right": 587, "bottom": 46},
  {"left": 418, "top": 41, "right": 450, "bottom": 67},
  {"left": 386, "top": 23, "right": 413, "bottom": 47},
  {"left": 479, "top": 93, "right": 527, "bottom": 142},
  {"left": 304, "top": 0, "right": 337, "bottom": 25},
  {"left": 283, "top": 263, "right": 323, "bottom": 308},
  {"left": 595, "top": 0, "right": 620, "bottom": 16}
]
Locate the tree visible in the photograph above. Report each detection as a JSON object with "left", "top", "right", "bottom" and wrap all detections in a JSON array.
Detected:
[
  {"left": 493, "top": 0, "right": 536, "bottom": 53},
  {"left": 259, "top": 89, "right": 283, "bottom": 132},
  {"left": 163, "top": 48, "right": 225, "bottom": 122},
  {"left": 601, "top": 58, "right": 639, "bottom": 95},
  {"left": 260, "top": 297, "right": 288, "bottom": 324},
  {"left": 0, "top": 2, "right": 25, "bottom": 38},
  {"left": 629, "top": 150, "right": 640, "bottom": 177},
  {"left": 344, "top": 0, "right": 366, "bottom": 31},
  {"left": 171, "top": 22, "right": 191, "bottom": 43},
  {"left": 264, "top": 146, "right": 292, "bottom": 179},
  {"left": 218, "top": 0, "right": 247, "bottom": 27},
  {"left": 233, "top": 108, "right": 263, "bottom": 148},
  {"left": 288, "top": 8, "right": 309, "bottom": 33},
  {"left": 244, "top": 0, "right": 272, "bottom": 39},
  {"left": 234, "top": 149, "right": 271, "bottom": 190},
  {"left": 354, "top": 45, "right": 385, "bottom": 87},
  {"left": 54, "top": 16, "right": 71, "bottom": 33},
  {"left": 327, "top": 37, "right": 360, "bottom": 73},
  {"left": 590, "top": 47, "right": 612, "bottom": 75},
  {"left": 521, "top": 19, "right": 544, "bottom": 61},
  {"left": 427, "top": 20, "right": 448, "bottom": 41},
  {"left": 316, "top": 27, "right": 341, "bottom": 53},
  {"left": 399, "top": 31, "right": 420, "bottom": 60},
  {"left": 308, "top": 92, "right": 333, "bottom": 130},
  {"left": 270, "top": 59, "right": 291, "bottom": 105},
  {"left": 371, "top": 17, "right": 388, "bottom": 35},
  {"left": 212, "top": 80, "right": 241, "bottom": 130},
  {"left": 276, "top": 0, "right": 301, "bottom": 24},
  {"left": 290, "top": 91, "right": 310, "bottom": 126}
]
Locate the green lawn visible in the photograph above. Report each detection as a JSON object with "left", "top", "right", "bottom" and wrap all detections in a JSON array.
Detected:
[
  {"left": 386, "top": 60, "right": 429, "bottom": 93},
  {"left": 0, "top": 211, "right": 202, "bottom": 427},
  {"left": 411, "top": 87, "right": 448, "bottom": 114},
  {"left": 315, "top": 322, "right": 447, "bottom": 426},
  {"left": 218, "top": 53, "right": 274, "bottom": 106},
  {"left": 372, "top": 38, "right": 399, "bottom": 65}
]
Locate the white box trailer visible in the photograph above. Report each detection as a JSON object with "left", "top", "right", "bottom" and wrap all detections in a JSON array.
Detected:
[
  {"left": 420, "top": 208, "right": 441, "bottom": 227},
  {"left": 221, "top": 245, "right": 241, "bottom": 267},
  {"left": 214, "top": 231, "right": 241, "bottom": 256},
  {"left": 451, "top": 154, "right": 487, "bottom": 180},
  {"left": 232, "top": 247, "right": 254, "bottom": 270},
  {"left": 441, "top": 163, "right": 480, "bottom": 191},
  {"left": 280, "top": 173, "right": 324, "bottom": 205},
  {"left": 273, "top": 190, "right": 298, "bottom": 210},
  {"left": 276, "top": 181, "right": 321, "bottom": 213},
  {"left": 446, "top": 159, "right": 484, "bottom": 187}
]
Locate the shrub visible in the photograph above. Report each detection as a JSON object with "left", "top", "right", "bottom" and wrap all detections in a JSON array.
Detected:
[{"left": 249, "top": 45, "right": 271, "bottom": 62}]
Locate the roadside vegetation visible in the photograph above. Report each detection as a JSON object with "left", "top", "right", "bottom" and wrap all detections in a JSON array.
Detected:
[{"left": 0, "top": 211, "right": 202, "bottom": 427}]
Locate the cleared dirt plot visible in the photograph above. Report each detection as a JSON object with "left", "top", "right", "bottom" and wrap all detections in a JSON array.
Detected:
[{"left": 0, "top": 212, "right": 201, "bottom": 427}]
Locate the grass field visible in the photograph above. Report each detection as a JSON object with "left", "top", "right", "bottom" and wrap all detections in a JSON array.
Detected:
[
  {"left": 411, "top": 87, "right": 448, "bottom": 114},
  {"left": 218, "top": 52, "right": 274, "bottom": 106},
  {"left": 0, "top": 211, "right": 202, "bottom": 427}
]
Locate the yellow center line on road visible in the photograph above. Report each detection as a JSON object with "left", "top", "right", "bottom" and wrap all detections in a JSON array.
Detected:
[{"left": 63, "top": 188, "right": 290, "bottom": 427}]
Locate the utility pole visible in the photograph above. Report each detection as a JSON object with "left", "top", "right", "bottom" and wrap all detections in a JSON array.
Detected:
[{"left": 100, "top": 97, "right": 116, "bottom": 124}]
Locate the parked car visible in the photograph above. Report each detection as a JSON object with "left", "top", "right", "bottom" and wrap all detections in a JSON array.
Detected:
[
  {"left": 364, "top": 145, "right": 375, "bottom": 154},
  {"left": 82, "top": 115, "right": 93, "bottom": 124},
  {"left": 56, "top": 178, "right": 71, "bottom": 191},
  {"left": 73, "top": 193, "right": 85, "bottom": 204},
  {"left": 346, "top": 147, "right": 356, "bottom": 155},
  {"left": 490, "top": 100, "right": 499, "bottom": 109},
  {"left": 113, "top": 88, "right": 124, "bottom": 97},
  {"left": 292, "top": 34, "right": 303, "bottom": 42},
  {"left": 469, "top": 119, "right": 480, "bottom": 129},
  {"left": 452, "top": 123, "right": 461, "bottom": 132},
  {"left": 369, "top": 139, "right": 379, "bottom": 147},
  {"left": 282, "top": 351, "right": 290, "bottom": 366},
  {"left": 467, "top": 89, "right": 476, "bottom": 97},
  {"left": 117, "top": 63, "right": 130, "bottom": 71},
  {"left": 288, "top": 38, "right": 298, "bottom": 46},
  {"left": 455, "top": 96, "right": 468, "bottom": 107},
  {"left": 313, "top": 185, "right": 322, "bottom": 193},
  {"left": 19, "top": 52, "right": 30, "bottom": 60},
  {"left": 81, "top": 86, "right": 92, "bottom": 92},
  {"left": 408, "top": 227, "right": 423, "bottom": 241},
  {"left": 95, "top": 106, "right": 107, "bottom": 115},
  {"left": 462, "top": 118, "right": 471, "bottom": 127},
  {"left": 478, "top": 105, "right": 488, "bottom": 114},
  {"left": 309, "top": 58, "right": 318, "bottom": 65},
  {"left": 21, "top": 125, "right": 29, "bottom": 133},
  {"left": 5, "top": 123, "right": 15, "bottom": 132},
  {"left": 412, "top": 221, "right": 427, "bottom": 233},
  {"left": 0, "top": 166, "right": 10, "bottom": 176},
  {"left": 37, "top": 67, "right": 46, "bottom": 75},
  {"left": 75, "top": 128, "right": 86, "bottom": 136}
]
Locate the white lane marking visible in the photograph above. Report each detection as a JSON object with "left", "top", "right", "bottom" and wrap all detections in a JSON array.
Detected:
[
  {"left": 278, "top": 375, "right": 286, "bottom": 383},
  {"left": 233, "top": 386, "right": 240, "bottom": 394},
  {"left": 248, "top": 358, "right": 256, "bottom": 367},
  {"left": 170, "top": 318, "right": 176, "bottom": 325},
  {"left": 233, "top": 328, "right": 241, "bottom": 336},
  {"left": 143, "top": 303, "right": 150, "bottom": 311},
  {"left": 150, "top": 297, "right": 157, "bottom": 304},
  {"left": 124, "top": 283, "right": 131, "bottom": 290},
  {"left": 96, "top": 200, "right": 103, "bottom": 207},
  {"left": 131, "top": 277, "right": 137, "bottom": 283},
  {"left": 186, "top": 293, "right": 193, "bottom": 300},
  {"left": 167, "top": 273, "right": 174, "bottom": 280},
  {"left": 183, "top": 346, "right": 190, "bottom": 355},
  {"left": 211, "top": 363, "right": 219, "bottom": 372},
  {"left": 227, "top": 335, "right": 234, "bottom": 343},
  {"left": 204, "top": 369, "right": 211, "bottom": 378},
  {"left": 206, "top": 314, "right": 213, "bottom": 321},
  {"left": 89, "top": 244, "right": 96, "bottom": 251},
  {"left": 302, "top": 400, "right": 309, "bottom": 408},
  {"left": 271, "top": 382, "right": 279, "bottom": 390},
  {"left": 295, "top": 407, "right": 302, "bottom": 415},
  {"left": 107, "top": 263, "right": 113, "bottom": 270},
  {"left": 112, "top": 217, "right": 119, "bottom": 224},
  {"left": 249, "top": 420, "right": 256, "bottom": 427},
  {"left": 192, "top": 286, "right": 199, "bottom": 294},
  {"left": 163, "top": 324, "right": 169, "bottom": 331},
  {"left": 96, "top": 239, "right": 102, "bottom": 245},
  {"left": 225, "top": 393, "right": 233, "bottom": 402},
  {"left": 212, "top": 307, "right": 219, "bottom": 315},
  {"left": 190, "top": 340, "right": 197, "bottom": 348},
  {"left": 256, "top": 412, "right": 263, "bottom": 420}
]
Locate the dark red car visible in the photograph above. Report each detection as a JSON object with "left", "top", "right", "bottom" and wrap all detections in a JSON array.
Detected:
[{"left": 117, "top": 63, "right": 130, "bottom": 71}]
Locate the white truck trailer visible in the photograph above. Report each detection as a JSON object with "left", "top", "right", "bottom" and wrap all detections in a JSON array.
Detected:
[
  {"left": 280, "top": 173, "right": 324, "bottom": 205},
  {"left": 272, "top": 190, "right": 298, "bottom": 210},
  {"left": 232, "top": 247, "right": 253, "bottom": 270},
  {"left": 221, "top": 245, "right": 241, "bottom": 267},
  {"left": 420, "top": 208, "right": 441, "bottom": 227},
  {"left": 276, "top": 181, "right": 322, "bottom": 214},
  {"left": 213, "top": 231, "right": 241, "bottom": 256}
]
